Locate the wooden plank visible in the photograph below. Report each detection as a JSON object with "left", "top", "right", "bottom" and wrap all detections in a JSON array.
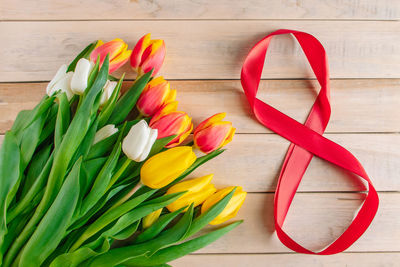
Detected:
[
  {"left": 0, "top": 133, "right": 397, "bottom": 192},
  {"left": 190, "top": 193, "right": 400, "bottom": 253},
  {"left": 172, "top": 253, "right": 400, "bottom": 267},
  {"left": 0, "top": 21, "right": 399, "bottom": 81},
  {"left": 1, "top": 0, "right": 398, "bottom": 20},
  {"left": 1, "top": 79, "right": 399, "bottom": 134}
]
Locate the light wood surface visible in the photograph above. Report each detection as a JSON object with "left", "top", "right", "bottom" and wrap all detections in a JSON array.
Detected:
[
  {"left": 172, "top": 253, "right": 400, "bottom": 266},
  {"left": 1, "top": 0, "right": 399, "bottom": 20},
  {"left": 1, "top": 1, "right": 399, "bottom": 266},
  {"left": 1, "top": 21, "right": 399, "bottom": 81}
]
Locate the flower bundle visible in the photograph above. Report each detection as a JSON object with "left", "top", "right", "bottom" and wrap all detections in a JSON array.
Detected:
[{"left": 0, "top": 34, "right": 246, "bottom": 266}]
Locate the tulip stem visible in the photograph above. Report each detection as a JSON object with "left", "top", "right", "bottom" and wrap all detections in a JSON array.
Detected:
[
  {"left": 135, "top": 113, "right": 144, "bottom": 120},
  {"left": 110, "top": 182, "right": 143, "bottom": 210},
  {"left": 107, "top": 158, "right": 131, "bottom": 190}
]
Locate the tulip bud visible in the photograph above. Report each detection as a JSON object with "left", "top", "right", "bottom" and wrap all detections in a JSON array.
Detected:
[
  {"left": 201, "top": 186, "right": 247, "bottom": 225},
  {"left": 100, "top": 80, "right": 118, "bottom": 107},
  {"left": 46, "top": 64, "right": 74, "bottom": 100},
  {"left": 130, "top": 33, "right": 165, "bottom": 77},
  {"left": 140, "top": 146, "right": 196, "bottom": 189},
  {"left": 70, "top": 58, "right": 94, "bottom": 95},
  {"left": 142, "top": 208, "right": 162, "bottom": 229},
  {"left": 93, "top": 124, "right": 118, "bottom": 145},
  {"left": 136, "top": 76, "right": 176, "bottom": 117},
  {"left": 166, "top": 174, "right": 217, "bottom": 213},
  {"left": 149, "top": 103, "right": 193, "bottom": 148},
  {"left": 122, "top": 120, "right": 158, "bottom": 162},
  {"left": 194, "top": 112, "right": 236, "bottom": 154},
  {"left": 90, "top": 38, "right": 132, "bottom": 73}
]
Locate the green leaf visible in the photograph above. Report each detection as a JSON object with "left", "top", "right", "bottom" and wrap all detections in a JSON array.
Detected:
[
  {"left": 54, "top": 92, "right": 71, "bottom": 149},
  {"left": 67, "top": 41, "right": 98, "bottom": 72},
  {"left": 122, "top": 221, "right": 243, "bottom": 266},
  {"left": 19, "top": 158, "right": 82, "bottom": 267},
  {"left": 108, "top": 70, "right": 153, "bottom": 125},
  {"left": 135, "top": 207, "right": 185, "bottom": 243},
  {"left": 69, "top": 189, "right": 160, "bottom": 251},
  {"left": 86, "top": 131, "right": 119, "bottom": 160},
  {"left": 11, "top": 96, "right": 54, "bottom": 141},
  {"left": 21, "top": 145, "right": 52, "bottom": 196},
  {"left": 98, "top": 73, "right": 125, "bottom": 128},
  {"left": 6, "top": 153, "right": 54, "bottom": 224},
  {"left": 0, "top": 132, "right": 20, "bottom": 260},
  {"left": 38, "top": 103, "right": 58, "bottom": 145},
  {"left": 185, "top": 187, "right": 236, "bottom": 238},
  {"left": 80, "top": 143, "right": 121, "bottom": 217},
  {"left": 87, "top": 204, "right": 194, "bottom": 267},
  {"left": 49, "top": 238, "right": 110, "bottom": 267}
]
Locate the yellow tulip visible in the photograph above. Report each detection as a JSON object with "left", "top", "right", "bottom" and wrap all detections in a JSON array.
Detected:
[
  {"left": 142, "top": 208, "right": 162, "bottom": 229},
  {"left": 201, "top": 186, "right": 247, "bottom": 225},
  {"left": 140, "top": 146, "right": 196, "bottom": 189},
  {"left": 166, "top": 174, "right": 217, "bottom": 212}
]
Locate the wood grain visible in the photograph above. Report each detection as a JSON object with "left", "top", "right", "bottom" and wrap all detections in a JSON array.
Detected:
[
  {"left": 172, "top": 253, "right": 400, "bottom": 267},
  {"left": 0, "top": 21, "right": 399, "bottom": 81},
  {"left": 1, "top": 0, "right": 398, "bottom": 20},
  {"left": 190, "top": 193, "right": 400, "bottom": 253},
  {"left": 1, "top": 79, "right": 399, "bottom": 134}
]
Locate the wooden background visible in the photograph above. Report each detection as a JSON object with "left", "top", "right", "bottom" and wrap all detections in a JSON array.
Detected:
[{"left": 0, "top": 1, "right": 399, "bottom": 266}]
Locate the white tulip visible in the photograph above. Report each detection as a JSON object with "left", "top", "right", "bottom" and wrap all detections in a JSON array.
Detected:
[
  {"left": 46, "top": 64, "right": 74, "bottom": 100},
  {"left": 100, "top": 80, "right": 118, "bottom": 107},
  {"left": 122, "top": 120, "right": 158, "bottom": 162},
  {"left": 93, "top": 124, "right": 119, "bottom": 145},
  {"left": 70, "top": 58, "right": 94, "bottom": 95}
]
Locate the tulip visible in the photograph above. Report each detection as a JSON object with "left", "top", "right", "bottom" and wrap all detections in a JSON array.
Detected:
[
  {"left": 136, "top": 76, "right": 176, "bottom": 117},
  {"left": 122, "top": 120, "right": 158, "bottom": 162},
  {"left": 142, "top": 208, "right": 162, "bottom": 229},
  {"left": 93, "top": 124, "right": 118, "bottom": 145},
  {"left": 70, "top": 58, "right": 94, "bottom": 95},
  {"left": 166, "top": 174, "right": 217, "bottom": 213},
  {"left": 149, "top": 103, "right": 193, "bottom": 148},
  {"left": 201, "top": 186, "right": 247, "bottom": 225},
  {"left": 100, "top": 80, "right": 118, "bottom": 107},
  {"left": 130, "top": 33, "right": 165, "bottom": 77},
  {"left": 90, "top": 38, "right": 132, "bottom": 73},
  {"left": 46, "top": 64, "right": 74, "bottom": 100},
  {"left": 141, "top": 146, "right": 196, "bottom": 189},
  {"left": 194, "top": 112, "right": 236, "bottom": 154}
]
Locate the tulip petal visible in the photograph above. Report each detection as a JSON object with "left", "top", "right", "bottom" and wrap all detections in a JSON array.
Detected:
[
  {"left": 137, "top": 128, "right": 158, "bottom": 162},
  {"left": 100, "top": 80, "right": 118, "bottom": 107},
  {"left": 46, "top": 64, "right": 68, "bottom": 96},
  {"left": 130, "top": 33, "right": 151, "bottom": 69},
  {"left": 70, "top": 58, "right": 93, "bottom": 95},
  {"left": 194, "top": 122, "right": 233, "bottom": 154},
  {"left": 140, "top": 40, "right": 166, "bottom": 76},
  {"left": 194, "top": 112, "right": 226, "bottom": 135},
  {"left": 122, "top": 120, "right": 151, "bottom": 161},
  {"left": 50, "top": 71, "right": 74, "bottom": 100},
  {"left": 93, "top": 124, "right": 118, "bottom": 145}
]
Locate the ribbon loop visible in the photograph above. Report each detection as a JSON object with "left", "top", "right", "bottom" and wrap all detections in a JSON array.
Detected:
[{"left": 241, "top": 29, "right": 379, "bottom": 255}]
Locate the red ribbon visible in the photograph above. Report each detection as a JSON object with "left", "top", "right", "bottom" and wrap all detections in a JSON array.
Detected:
[{"left": 240, "top": 29, "right": 379, "bottom": 254}]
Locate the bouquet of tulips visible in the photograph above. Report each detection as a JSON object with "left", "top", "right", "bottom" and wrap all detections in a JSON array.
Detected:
[{"left": 0, "top": 34, "right": 246, "bottom": 267}]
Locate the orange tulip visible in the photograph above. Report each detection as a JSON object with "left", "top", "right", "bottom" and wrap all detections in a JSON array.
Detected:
[
  {"left": 193, "top": 113, "right": 235, "bottom": 154},
  {"left": 130, "top": 33, "right": 165, "bottom": 77},
  {"left": 90, "top": 38, "right": 131, "bottom": 73},
  {"left": 136, "top": 76, "right": 176, "bottom": 117},
  {"left": 149, "top": 103, "right": 193, "bottom": 148}
]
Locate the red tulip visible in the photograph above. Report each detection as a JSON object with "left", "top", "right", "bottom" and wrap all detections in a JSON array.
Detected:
[
  {"left": 149, "top": 103, "right": 193, "bottom": 148},
  {"left": 130, "top": 33, "right": 165, "bottom": 77},
  {"left": 90, "top": 38, "right": 131, "bottom": 73},
  {"left": 193, "top": 113, "right": 235, "bottom": 154}
]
